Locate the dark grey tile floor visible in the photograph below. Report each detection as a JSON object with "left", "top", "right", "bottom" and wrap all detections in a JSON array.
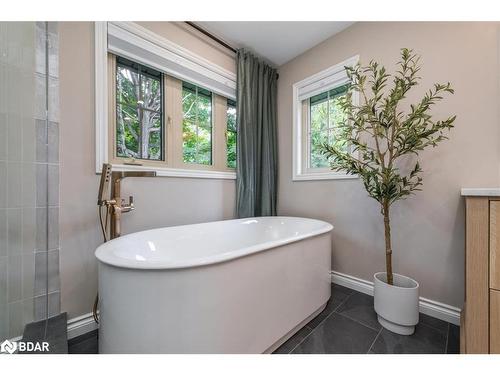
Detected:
[
  {"left": 21, "top": 313, "right": 68, "bottom": 354},
  {"left": 274, "top": 283, "right": 460, "bottom": 354},
  {"left": 68, "top": 284, "right": 460, "bottom": 354},
  {"left": 68, "top": 330, "right": 98, "bottom": 354}
]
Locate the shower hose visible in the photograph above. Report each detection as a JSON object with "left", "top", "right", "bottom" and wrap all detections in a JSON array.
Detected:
[{"left": 93, "top": 204, "right": 110, "bottom": 323}]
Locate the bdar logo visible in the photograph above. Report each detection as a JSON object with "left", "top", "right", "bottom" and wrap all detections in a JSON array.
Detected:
[{"left": 1, "top": 339, "right": 17, "bottom": 354}]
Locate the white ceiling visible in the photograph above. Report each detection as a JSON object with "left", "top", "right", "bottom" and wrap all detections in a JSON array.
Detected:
[{"left": 196, "top": 22, "right": 354, "bottom": 66}]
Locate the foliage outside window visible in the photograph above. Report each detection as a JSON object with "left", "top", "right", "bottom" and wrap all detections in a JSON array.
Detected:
[
  {"left": 116, "top": 57, "right": 163, "bottom": 160},
  {"left": 308, "top": 84, "right": 349, "bottom": 169},
  {"left": 292, "top": 55, "right": 358, "bottom": 181},
  {"left": 182, "top": 82, "right": 213, "bottom": 165},
  {"left": 226, "top": 99, "right": 237, "bottom": 169},
  {"left": 109, "top": 54, "right": 236, "bottom": 177}
]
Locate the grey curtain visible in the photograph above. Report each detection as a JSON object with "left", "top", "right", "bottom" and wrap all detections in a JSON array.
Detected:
[{"left": 236, "top": 50, "right": 278, "bottom": 218}]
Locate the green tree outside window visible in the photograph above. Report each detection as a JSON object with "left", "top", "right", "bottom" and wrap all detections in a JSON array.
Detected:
[
  {"left": 226, "top": 99, "right": 237, "bottom": 169},
  {"left": 116, "top": 57, "right": 163, "bottom": 160},
  {"left": 182, "top": 82, "right": 213, "bottom": 165},
  {"left": 309, "top": 85, "right": 349, "bottom": 168}
]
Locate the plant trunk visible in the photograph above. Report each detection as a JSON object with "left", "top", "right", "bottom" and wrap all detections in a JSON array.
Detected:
[{"left": 382, "top": 200, "right": 393, "bottom": 285}]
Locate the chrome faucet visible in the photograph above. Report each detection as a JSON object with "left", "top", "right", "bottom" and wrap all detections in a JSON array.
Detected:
[{"left": 97, "top": 164, "right": 157, "bottom": 239}]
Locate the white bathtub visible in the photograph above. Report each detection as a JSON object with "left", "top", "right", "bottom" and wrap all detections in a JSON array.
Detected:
[{"left": 95, "top": 216, "right": 333, "bottom": 353}]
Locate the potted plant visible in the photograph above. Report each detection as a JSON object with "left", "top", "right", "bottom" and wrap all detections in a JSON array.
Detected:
[{"left": 322, "top": 48, "right": 456, "bottom": 335}]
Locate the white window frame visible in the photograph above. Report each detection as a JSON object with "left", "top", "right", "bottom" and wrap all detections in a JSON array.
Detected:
[
  {"left": 292, "top": 55, "right": 360, "bottom": 181},
  {"left": 94, "top": 21, "right": 237, "bottom": 179}
]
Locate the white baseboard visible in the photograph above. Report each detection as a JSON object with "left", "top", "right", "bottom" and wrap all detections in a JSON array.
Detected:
[
  {"left": 331, "top": 270, "right": 461, "bottom": 326},
  {"left": 67, "top": 312, "right": 99, "bottom": 340}
]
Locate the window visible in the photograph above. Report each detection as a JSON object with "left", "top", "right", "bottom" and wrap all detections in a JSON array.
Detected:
[
  {"left": 308, "top": 84, "right": 349, "bottom": 168},
  {"left": 107, "top": 53, "right": 237, "bottom": 178},
  {"left": 182, "top": 82, "right": 213, "bottom": 165},
  {"left": 115, "top": 57, "right": 163, "bottom": 161},
  {"left": 292, "top": 55, "right": 359, "bottom": 181},
  {"left": 95, "top": 22, "right": 237, "bottom": 178},
  {"left": 226, "top": 99, "right": 237, "bottom": 169}
]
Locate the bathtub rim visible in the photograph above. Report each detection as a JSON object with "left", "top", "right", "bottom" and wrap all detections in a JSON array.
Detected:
[{"left": 95, "top": 216, "right": 333, "bottom": 270}]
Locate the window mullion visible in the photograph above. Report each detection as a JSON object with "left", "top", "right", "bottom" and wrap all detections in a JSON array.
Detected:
[
  {"left": 326, "top": 90, "right": 331, "bottom": 146},
  {"left": 307, "top": 99, "right": 312, "bottom": 169},
  {"left": 195, "top": 87, "right": 199, "bottom": 164},
  {"left": 138, "top": 66, "right": 143, "bottom": 159}
]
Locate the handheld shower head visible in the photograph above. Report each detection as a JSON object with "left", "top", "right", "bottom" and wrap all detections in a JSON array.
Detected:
[{"left": 97, "top": 163, "right": 112, "bottom": 206}]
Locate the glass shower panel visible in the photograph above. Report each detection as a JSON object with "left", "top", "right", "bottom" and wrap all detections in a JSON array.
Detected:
[{"left": 0, "top": 22, "right": 52, "bottom": 341}]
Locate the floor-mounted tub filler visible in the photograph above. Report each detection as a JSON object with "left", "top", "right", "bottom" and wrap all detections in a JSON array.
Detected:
[{"left": 95, "top": 216, "right": 333, "bottom": 353}]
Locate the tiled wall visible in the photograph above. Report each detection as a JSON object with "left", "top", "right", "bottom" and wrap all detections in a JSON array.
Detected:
[{"left": 0, "top": 22, "right": 60, "bottom": 340}]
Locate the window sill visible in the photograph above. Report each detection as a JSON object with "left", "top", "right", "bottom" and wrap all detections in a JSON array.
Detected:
[
  {"left": 293, "top": 171, "right": 358, "bottom": 181},
  {"left": 108, "top": 163, "right": 236, "bottom": 180}
]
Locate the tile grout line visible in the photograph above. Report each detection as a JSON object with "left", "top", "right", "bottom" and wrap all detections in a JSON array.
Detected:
[
  {"left": 286, "top": 325, "right": 314, "bottom": 353},
  {"left": 331, "top": 291, "right": 354, "bottom": 313},
  {"left": 366, "top": 326, "right": 383, "bottom": 354},
  {"left": 336, "top": 310, "right": 381, "bottom": 333},
  {"left": 285, "top": 290, "right": 354, "bottom": 353},
  {"left": 286, "top": 311, "right": 333, "bottom": 354},
  {"left": 333, "top": 290, "right": 381, "bottom": 333},
  {"left": 331, "top": 291, "right": 357, "bottom": 317}
]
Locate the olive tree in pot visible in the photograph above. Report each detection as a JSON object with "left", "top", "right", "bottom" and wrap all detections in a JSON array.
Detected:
[{"left": 322, "top": 49, "right": 456, "bottom": 335}]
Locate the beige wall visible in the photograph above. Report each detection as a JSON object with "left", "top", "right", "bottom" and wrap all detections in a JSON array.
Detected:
[
  {"left": 277, "top": 22, "right": 500, "bottom": 308},
  {"left": 59, "top": 22, "right": 236, "bottom": 319}
]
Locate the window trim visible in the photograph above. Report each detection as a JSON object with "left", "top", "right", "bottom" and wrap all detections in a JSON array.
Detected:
[
  {"left": 292, "top": 55, "right": 360, "bottom": 181},
  {"left": 95, "top": 21, "right": 236, "bottom": 180}
]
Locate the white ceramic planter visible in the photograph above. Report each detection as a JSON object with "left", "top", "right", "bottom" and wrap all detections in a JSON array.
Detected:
[{"left": 373, "top": 272, "right": 419, "bottom": 335}]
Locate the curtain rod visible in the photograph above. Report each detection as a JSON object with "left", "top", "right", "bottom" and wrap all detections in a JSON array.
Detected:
[
  {"left": 184, "top": 22, "right": 279, "bottom": 80},
  {"left": 185, "top": 22, "right": 237, "bottom": 53}
]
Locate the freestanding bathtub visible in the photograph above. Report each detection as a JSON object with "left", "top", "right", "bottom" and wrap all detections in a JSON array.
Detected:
[{"left": 95, "top": 216, "right": 333, "bottom": 353}]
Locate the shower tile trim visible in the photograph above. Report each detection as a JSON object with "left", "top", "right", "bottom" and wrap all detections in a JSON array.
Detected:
[{"left": 32, "top": 21, "right": 61, "bottom": 328}]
